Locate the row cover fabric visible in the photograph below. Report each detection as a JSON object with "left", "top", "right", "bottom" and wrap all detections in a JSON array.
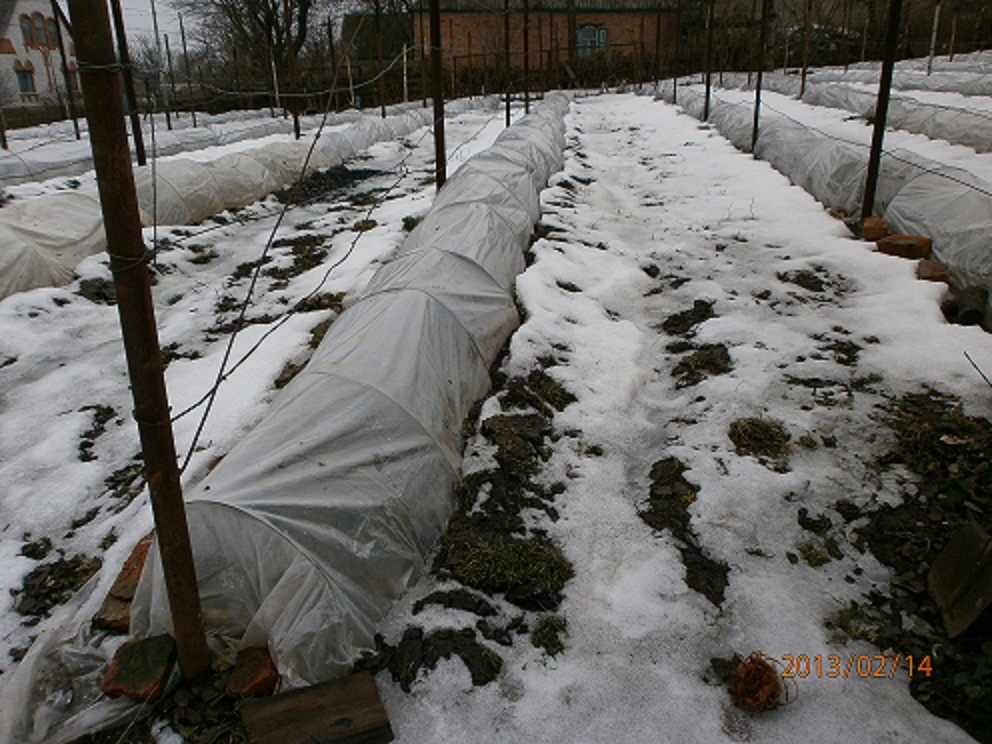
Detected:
[
  {"left": 129, "top": 92, "right": 570, "bottom": 688},
  {"left": 718, "top": 71, "right": 992, "bottom": 154},
  {"left": 655, "top": 81, "right": 992, "bottom": 318},
  {"left": 0, "top": 98, "right": 486, "bottom": 301},
  {"left": 0, "top": 92, "right": 568, "bottom": 744}
]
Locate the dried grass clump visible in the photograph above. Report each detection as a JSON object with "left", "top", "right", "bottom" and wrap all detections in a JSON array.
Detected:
[{"left": 730, "top": 652, "right": 783, "bottom": 712}]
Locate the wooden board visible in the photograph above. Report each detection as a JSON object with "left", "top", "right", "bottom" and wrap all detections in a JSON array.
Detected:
[{"left": 240, "top": 670, "right": 394, "bottom": 744}]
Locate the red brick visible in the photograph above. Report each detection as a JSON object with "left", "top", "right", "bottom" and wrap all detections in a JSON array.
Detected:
[
  {"left": 861, "top": 216, "right": 889, "bottom": 241},
  {"left": 101, "top": 635, "right": 177, "bottom": 702},
  {"left": 92, "top": 532, "right": 154, "bottom": 634},
  {"left": 876, "top": 234, "right": 932, "bottom": 260},
  {"left": 917, "top": 259, "right": 950, "bottom": 283},
  {"left": 92, "top": 595, "right": 131, "bottom": 633},
  {"left": 227, "top": 647, "right": 280, "bottom": 698}
]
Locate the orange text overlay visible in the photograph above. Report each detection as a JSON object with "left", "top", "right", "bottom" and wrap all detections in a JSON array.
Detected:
[{"left": 780, "top": 653, "right": 933, "bottom": 680}]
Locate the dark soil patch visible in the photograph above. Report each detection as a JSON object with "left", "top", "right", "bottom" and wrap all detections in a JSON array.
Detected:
[
  {"left": 728, "top": 418, "right": 790, "bottom": 460},
  {"left": 161, "top": 342, "right": 202, "bottom": 367},
  {"left": 20, "top": 537, "right": 53, "bottom": 560},
  {"left": 78, "top": 405, "right": 117, "bottom": 462},
  {"left": 501, "top": 368, "right": 577, "bottom": 414},
  {"left": 777, "top": 269, "right": 826, "bottom": 293},
  {"left": 640, "top": 457, "right": 729, "bottom": 607},
  {"left": 294, "top": 292, "right": 344, "bottom": 314},
  {"left": 13, "top": 554, "right": 102, "bottom": 619},
  {"left": 413, "top": 589, "right": 498, "bottom": 618},
  {"left": 812, "top": 333, "right": 862, "bottom": 367},
  {"left": 228, "top": 257, "right": 272, "bottom": 282},
  {"left": 672, "top": 343, "right": 732, "bottom": 388},
  {"left": 531, "top": 615, "right": 567, "bottom": 657},
  {"left": 274, "top": 165, "right": 380, "bottom": 205},
  {"left": 839, "top": 390, "right": 992, "bottom": 741},
  {"left": 659, "top": 299, "right": 715, "bottom": 336},
  {"left": 358, "top": 627, "right": 503, "bottom": 693},
  {"left": 208, "top": 313, "right": 281, "bottom": 336},
  {"left": 264, "top": 236, "right": 329, "bottom": 281},
  {"left": 105, "top": 460, "right": 145, "bottom": 511},
  {"left": 76, "top": 278, "right": 117, "bottom": 305}
]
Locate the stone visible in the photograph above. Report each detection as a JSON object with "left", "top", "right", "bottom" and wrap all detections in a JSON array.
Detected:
[
  {"left": 101, "top": 634, "right": 177, "bottom": 701},
  {"left": 917, "top": 259, "right": 951, "bottom": 283},
  {"left": 876, "top": 234, "right": 933, "bottom": 260},
  {"left": 861, "top": 216, "right": 889, "bottom": 241},
  {"left": 227, "top": 647, "right": 280, "bottom": 698}
]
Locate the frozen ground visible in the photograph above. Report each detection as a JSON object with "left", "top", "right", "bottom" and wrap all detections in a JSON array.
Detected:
[{"left": 0, "top": 87, "right": 990, "bottom": 742}]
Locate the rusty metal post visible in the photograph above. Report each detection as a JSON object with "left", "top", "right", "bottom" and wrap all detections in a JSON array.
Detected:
[
  {"left": 67, "top": 0, "right": 209, "bottom": 682},
  {"left": 751, "top": 0, "right": 771, "bottom": 151},
  {"left": 108, "top": 0, "right": 146, "bottom": 166},
  {"left": 861, "top": 0, "right": 903, "bottom": 221},
  {"left": 429, "top": 0, "right": 446, "bottom": 187}
]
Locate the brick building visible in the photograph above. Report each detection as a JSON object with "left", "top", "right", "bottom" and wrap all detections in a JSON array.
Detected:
[
  {"left": 0, "top": 0, "right": 76, "bottom": 109},
  {"left": 408, "top": 0, "right": 679, "bottom": 74}
]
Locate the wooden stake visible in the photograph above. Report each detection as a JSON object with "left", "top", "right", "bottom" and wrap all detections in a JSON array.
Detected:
[
  {"left": 50, "top": 0, "right": 80, "bottom": 139},
  {"left": 927, "top": 0, "right": 941, "bottom": 74},
  {"left": 179, "top": 14, "right": 197, "bottom": 127},
  {"left": 523, "top": 0, "right": 530, "bottom": 114},
  {"left": 504, "top": 0, "right": 511, "bottom": 126},
  {"left": 429, "top": 0, "right": 446, "bottom": 187},
  {"left": 283, "top": 0, "right": 301, "bottom": 137},
  {"left": 67, "top": 0, "right": 209, "bottom": 682},
  {"left": 703, "top": 0, "right": 714, "bottom": 120},
  {"left": 800, "top": 0, "right": 812, "bottom": 97},
  {"left": 751, "top": 0, "right": 771, "bottom": 151},
  {"left": 374, "top": 0, "right": 387, "bottom": 118},
  {"left": 108, "top": 0, "right": 146, "bottom": 165}
]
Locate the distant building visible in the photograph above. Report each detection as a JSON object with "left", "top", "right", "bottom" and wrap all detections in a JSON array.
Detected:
[{"left": 0, "top": 0, "right": 76, "bottom": 108}]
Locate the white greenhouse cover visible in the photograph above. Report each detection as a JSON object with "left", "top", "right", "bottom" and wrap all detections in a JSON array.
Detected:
[
  {"left": 0, "top": 99, "right": 484, "bottom": 300},
  {"left": 128, "top": 93, "right": 569, "bottom": 687},
  {"left": 657, "top": 82, "right": 992, "bottom": 317}
]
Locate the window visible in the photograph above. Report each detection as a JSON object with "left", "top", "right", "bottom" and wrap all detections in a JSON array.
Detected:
[
  {"left": 47, "top": 18, "right": 59, "bottom": 48},
  {"left": 20, "top": 14, "right": 34, "bottom": 46},
  {"left": 16, "top": 69, "right": 36, "bottom": 93},
  {"left": 32, "top": 13, "right": 48, "bottom": 46},
  {"left": 577, "top": 24, "right": 607, "bottom": 57}
]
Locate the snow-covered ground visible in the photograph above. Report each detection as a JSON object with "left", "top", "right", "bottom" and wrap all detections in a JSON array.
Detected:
[{"left": 1, "top": 83, "right": 990, "bottom": 741}]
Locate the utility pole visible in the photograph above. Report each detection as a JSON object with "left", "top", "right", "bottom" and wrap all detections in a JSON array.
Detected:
[
  {"left": 67, "top": 0, "right": 209, "bottom": 682},
  {"left": 108, "top": 0, "right": 146, "bottom": 165},
  {"left": 50, "top": 0, "right": 80, "bottom": 139},
  {"left": 862, "top": 0, "right": 904, "bottom": 221},
  {"left": 429, "top": 0, "right": 446, "bottom": 187},
  {"left": 751, "top": 0, "right": 771, "bottom": 151}
]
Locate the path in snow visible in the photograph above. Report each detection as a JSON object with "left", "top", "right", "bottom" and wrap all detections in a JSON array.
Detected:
[{"left": 375, "top": 94, "right": 981, "bottom": 742}]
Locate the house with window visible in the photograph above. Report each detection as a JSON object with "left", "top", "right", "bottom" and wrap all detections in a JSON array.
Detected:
[{"left": 0, "top": 0, "right": 76, "bottom": 108}]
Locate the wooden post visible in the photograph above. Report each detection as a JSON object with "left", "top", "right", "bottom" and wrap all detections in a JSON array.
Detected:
[
  {"left": 328, "top": 17, "right": 339, "bottom": 111},
  {"left": 429, "top": 0, "right": 446, "bottom": 187},
  {"left": 270, "top": 45, "right": 283, "bottom": 115},
  {"left": 862, "top": 0, "right": 904, "bottom": 221},
  {"left": 346, "top": 54, "right": 355, "bottom": 107},
  {"left": 148, "top": 0, "right": 171, "bottom": 130},
  {"left": 948, "top": 6, "right": 957, "bottom": 60},
  {"left": 374, "top": 0, "right": 387, "bottom": 117},
  {"left": 164, "top": 34, "right": 179, "bottom": 119},
  {"left": 67, "top": 0, "right": 209, "bottom": 683},
  {"left": 403, "top": 43, "right": 409, "bottom": 102},
  {"left": 420, "top": 0, "right": 428, "bottom": 107},
  {"left": 283, "top": 0, "right": 301, "bottom": 137},
  {"left": 108, "top": 0, "right": 146, "bottom": 165},
  {"left": 504, "top": 0, "right": 511, "bottom": 126},
  {"left": 50, "top": 0, "right": 80, "bottom": 139},
  {"left": 567, "top": 0, "right": 577, "bottom": 71},
  {"left": 927, "top": 0, "right": 941, "bottom": 74},
  {"left": 0, "top": 108, "right": 7, "bottom": 150},
  {"left": 179, "top": 14, "right": 197, "bottom": 127},
  {"left": 800, "top": 0, "right": 812, "bottom": 97},
  {"left": 751, "top": 0, "right": 771, "bottom": 151},
  {"left": 674, "top": 0, "right": 682, "bottom": 103},
  {"left": 703, "top": 0, "right": 714, "bottom": 120},
  {"left": 523, "top": 0, "right": 530, "bottom": 113},
  {"left": 654, "top": 7, "right": 661, "bottom": 83}
]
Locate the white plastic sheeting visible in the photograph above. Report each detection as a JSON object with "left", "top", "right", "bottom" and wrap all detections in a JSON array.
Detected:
[
  {"left": 719, "top": 71, "right": 992, "bottom": 154},
  {"left": 128, "top": 92, "right": 569, "bottom": 687},
  {"left": 0, "top": 99, "right": 486, "bottom": 300},
  {"left": 656, "top": 82, "right": 992, "bottom": 315}
]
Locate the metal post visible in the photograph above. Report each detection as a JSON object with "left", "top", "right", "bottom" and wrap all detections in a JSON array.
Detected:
[
  {"left": 179, "top": 14, "right": 197, "bottom": 127},
  {"left": 504, "top": 0, "right": 511, "bottom": 126},
  {"left": 374, "top": 0, "right": 387, "bottom": 118},
  {"left": 927, "top": 0, "right": 941, "bottom": 74},
  {"left": 862, "top": 0, "right": 903, "bottom": 221},
  {"left": 67, "top": 0, "right": 209, "bottom": 682},
  {"left": 751, "top": 0, "right": 771, "bottom": 151},
  {"left": 108, "top": 0, "right": 146, "bottom": 166},
  {"left": 703, "top": 0, "right": 714, "bottom": 120},
  {"left": 800, "top": 0, "right": 812, "bottom": 97},
  {"left": 50, "top": 0, "right": 80, "bottom": 139},
  {"left": 523, "top": 0, "right": 530, "bottom": 113},
  {"left": 429, "top": 0, "right": 446, "bottom": 187}
]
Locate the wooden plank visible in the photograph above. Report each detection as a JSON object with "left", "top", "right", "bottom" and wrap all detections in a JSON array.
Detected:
[{"left": 241, "top": 670, "right": 394, "bottom": 744}]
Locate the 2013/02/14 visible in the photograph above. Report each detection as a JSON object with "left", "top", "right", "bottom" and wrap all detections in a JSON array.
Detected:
[{"left": 780, "top": 653, "right": 933, "bottom": 680}]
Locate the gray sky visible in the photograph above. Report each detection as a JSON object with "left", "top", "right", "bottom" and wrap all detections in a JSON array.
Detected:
[{"left": 117, "top": 0, "right": 185, "bottom": 41}]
